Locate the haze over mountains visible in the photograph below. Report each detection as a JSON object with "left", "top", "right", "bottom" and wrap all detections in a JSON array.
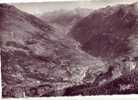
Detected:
[
  {"left": 40, "top": 8, "right": 91, "bottom": 37},
  {"left": 1, "top": 2, "right": 138, "bottom": 97}
]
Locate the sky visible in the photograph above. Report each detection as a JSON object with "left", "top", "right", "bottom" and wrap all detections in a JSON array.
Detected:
[{"left": 12, "top": 0, "right": 138, "bottom": 15}]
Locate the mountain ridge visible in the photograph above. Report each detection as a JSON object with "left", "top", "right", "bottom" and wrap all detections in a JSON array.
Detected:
[{"left": 69, "top": 3, "right": 138, "bottom": 58}]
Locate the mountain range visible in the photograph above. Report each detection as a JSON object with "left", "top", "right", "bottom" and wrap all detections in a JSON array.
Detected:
[
  {"left": 1, "top": 2, "right": 138, "bottom": 97},
  {"left": 1, "top": 4, "right": 106, "bottom": 97}
]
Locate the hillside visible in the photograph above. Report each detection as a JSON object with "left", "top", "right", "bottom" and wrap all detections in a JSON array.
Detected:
[
  {"left": 1, "top": 4, "right": 107, "bottom": 97},
  {"left": 69, "top": 3, "right": 138, "bottom": 58},
  {"left": 63, "top": 70, "right": 138, "bottom": 96},
  {"left": 1, "top": 3, "right": 138, "bottom": 98}
]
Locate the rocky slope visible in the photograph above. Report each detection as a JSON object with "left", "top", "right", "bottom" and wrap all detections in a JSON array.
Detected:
[
  {"left": 69, "top": 3, "right": 138, "bottom": 59},
  {"left": 1, "top": 4, "right": 107, "bottom": 98},
  {"left": 63, "top": 70, "right": 138, "bottom": 96}
]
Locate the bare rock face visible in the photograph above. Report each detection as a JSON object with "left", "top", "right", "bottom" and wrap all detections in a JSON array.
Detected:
[
  {"left": 1, "top": 4, "right": 107, "bottom": 97},
  {"left": 69, "top": 3, "right": 138, "bottom": 58}
]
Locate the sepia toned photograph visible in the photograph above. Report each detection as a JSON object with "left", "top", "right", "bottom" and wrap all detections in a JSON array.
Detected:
[{"left": 1, "top": 0, "right": 138, "bottom": 98}]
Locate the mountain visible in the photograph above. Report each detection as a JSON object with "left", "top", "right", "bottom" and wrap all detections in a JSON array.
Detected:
[
  {"left": 1, "top": 4, "right": 107, "bottom": 97},
  {"left": 69, "top": 3, "right": 138, "bottom": 58},
  {"left": 2, "top": 3, "right": 138, "bottom": 98},
  {"left": 40, "top": 8, "right": 91, "bottom": 37}
]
